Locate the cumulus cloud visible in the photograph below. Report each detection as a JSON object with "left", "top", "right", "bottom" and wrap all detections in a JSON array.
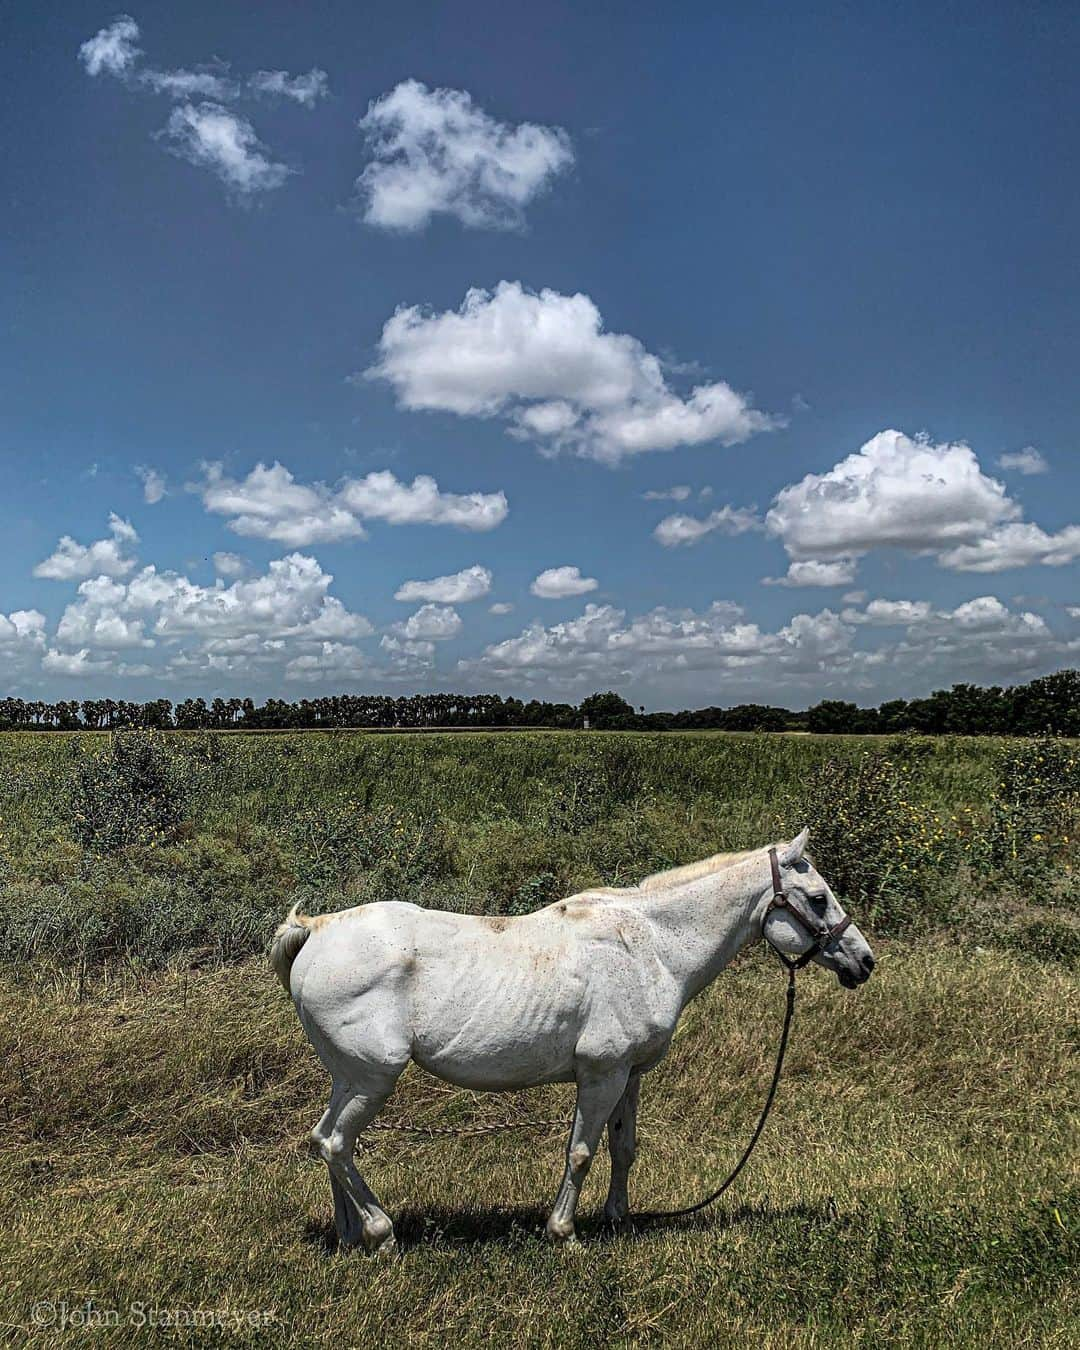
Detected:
[
  {"left": 366, "top": 282, "right": 780, "bottom": 464},
  {"left": 135, "top": 465, "right": 166, "bottom": 504},
  {"left": 285, "top": 641, "right": 367, "bottom": 683},
  {"left": 767, "top": 431, "right": 1018, "bottom": 561},
  {"left": 464, "top": 591, "right": 1071, "bottom": 697},
  {"left": 840, "top": 599, "right": 934, "bottom": 625},
  {"left": 48, "top": 553, "right": 374, "bottom": 683},
  {"left": 935, "top": 523, "right": 1080, "bottom": 573},
  {"left": 339, "top": 470, "right": 507, "bottom": 530},
  {"left": 765, "top": 429, "right": 1080, "bottom": 579},
  {"left": 763, "top": 559, "right": 859, "bottom": 588},
  {"left": 200, "top": 462, "right": 507, "bottom": 544},
  {"left": 531, "top": 566, "right": 598, "bottom": 599},
  {"left": 79, "top": 15, "right": 141, "bottom": 77},
  {"left": 653, "top": 506, "right": 760, "bottom": 547},
  {"left": 393, "top": 604, "right": 462, "bottom": 641},
  {"left": 0, "top": 610, "right": 46, "bottom": 673},
  {"left": 998, "top": 447, "right": 1049, "bottom": 475},
  {"left": 395, "top": 565, "right": 492, "bottom": 604},
  {"left": 249, "top": 68, "right": 328, "bottom": 107},
  {"left": 489, "top": 601, "right": 514, "bottom": 615},
  {"left": 212, "top": 551, "right": 247, "bottom": 577},
  {"left": 159, "top": 103, "right": 292, "bottom": 196},
  {"left": 79, "top": 18, "right": 321, "bottom": 197},
  {"left": 463, "top": 600, "right": 848, "bottom": 686},
  {"left": 200, "top": 462, "right": 363, "bottom": 546},
  {"left": 34, "top": 514, "right": 139, "bottom": 581},
  {"left": 355, "top": 80, "right": 573, "bottom": 231}
]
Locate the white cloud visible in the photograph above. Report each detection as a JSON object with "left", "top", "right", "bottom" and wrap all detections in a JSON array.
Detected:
[
  {"left": 763, "top": 559, "right": 859, "bottom": 587},
  {"left": 998, "top": 447, "right": 1049, "bottom": 476},
  {"left": 379, "top": 633, "right": 437, "bottom": 676},
  {"left": 34, "top": 514, "right": 139, "bottom": 581},
  {"left": 394, "top": 604, "right": 462, "bottom": 641},
  {"left": 43, "top": 647, "right": 115, "bottom": 676},
  {"left": 52, "top": 555, "right": 373, "bottom": 675},
  {"left": 79, "top": 16, "right": 141, "bottom": 77},
  {"left": 642, "top": 486, "right": 692, "bottom": 501},
  {"left": 160, "top": 103, "right": 292, "bottom": 196},
  {"left": 489, "top": 601, "right": 514, "bottom": 616},
  {"left": 531, "top": 566, "right": 598, "bottom": 599},
  {"left": 355, "top": 79, "right": 573, "bottom": 232},
  {"left": 767, "top": 431, "right": 1019, "bottom": 562},
  {"left": 142, "top": 67, "right": 238, "bottom": 100},
  {"left": 764, "top": 429, "right": 1080, "bottom": 578},
  {"left": 464, "top": 591, "right": 1071, "bottom": 698},
  {"left": 135, "top": 465, "right": 166, "bottom": 504},
  {"left": 367, "top": 282, "right": 780, "bottom": 463},
  {"left": 0, "top": 610, "right": 46, "bottom": 672},
  {"left": 285, "top": 641, "right": 367, "bottom": 682},
  {"left": 339, "top": 470, "right": 507, "bottom": 530},
  {"left": 840, "top": 599, "right": 934, "bottom": 625},
  {"left": 463, "top": 600, "right": 847, "bottom": 686},
  {"left": 212, "top": 551, "right": 247, "bottom": 577},
  {"left": 249, "top": 69, "right": 329, "bottom": 107},
  {"left": 935, "top": 523, "right": 1080, "bottom": 573},
  {"left": 653, "top": 505, "right": 760, "bottom": 547},
  {"left": 201, "top": 462, "right": 363, "bottom": 546},
  {"left": 200, "top": 462, "right": 507, "bottom": 544},
  {"left": 395, "top": 565, "right": 492, "bottom": 604}
]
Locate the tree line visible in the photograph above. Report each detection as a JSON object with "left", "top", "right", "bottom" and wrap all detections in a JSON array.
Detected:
[{"left": 1, "top": 670, "right": 1078, "bottom": 735}]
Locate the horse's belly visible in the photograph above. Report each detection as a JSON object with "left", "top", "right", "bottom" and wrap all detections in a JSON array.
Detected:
[{"left": 409, "top": 958, "right": 583, "bottom": 1089}]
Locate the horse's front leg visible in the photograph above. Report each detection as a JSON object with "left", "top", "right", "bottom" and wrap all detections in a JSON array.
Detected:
[
  {"left": 603, "top": 1072, "right": 640, "bottom": 1226},
  {"left": 546, "top": 1065, "right": 630, "bottom": 1244}
]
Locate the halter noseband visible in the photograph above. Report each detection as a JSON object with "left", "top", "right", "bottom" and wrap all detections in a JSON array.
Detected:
[{"left": 764, "top": 846, "right": 852, "bottom": 973}]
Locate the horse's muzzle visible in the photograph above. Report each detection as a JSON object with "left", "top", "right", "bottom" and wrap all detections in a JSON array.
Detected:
[{"left": 837, "top": 952, "right": 874, "bottom": 989}]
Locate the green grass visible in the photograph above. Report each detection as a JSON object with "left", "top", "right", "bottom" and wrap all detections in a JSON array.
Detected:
[
  {"left": 1, "top": 945, "right": 1075, "bottom": 1347},
  {"left": 0, "top": 730, "right": 1077, "bottom": 1345}
]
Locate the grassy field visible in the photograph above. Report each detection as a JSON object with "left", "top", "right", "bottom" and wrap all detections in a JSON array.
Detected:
[{"left": 0, "top": 731, "right": 1077, "bottom": 1346}]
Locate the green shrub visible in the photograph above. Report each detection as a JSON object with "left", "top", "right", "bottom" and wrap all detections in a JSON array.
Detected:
[
  {"left": 289, "top": 798, "right": 454, "bottom": 898},
  {"left": 69, "top": 732, "right": 190, "bottom": 854},
  {"left": 988, "top": 738, "right": 1080, "bottom": 875},
  {"left": 791, "top": 752, "right": 959, "bottom": 931}
]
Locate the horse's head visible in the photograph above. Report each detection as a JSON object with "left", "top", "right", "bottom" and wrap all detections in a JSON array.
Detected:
[{"left": 760, "top": 828, "right": 875, "bottom": 989}]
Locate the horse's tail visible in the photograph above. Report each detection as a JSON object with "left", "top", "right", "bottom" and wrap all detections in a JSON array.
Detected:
[{"left": 269, "top": 901, "right": 314, "bottom": 995}]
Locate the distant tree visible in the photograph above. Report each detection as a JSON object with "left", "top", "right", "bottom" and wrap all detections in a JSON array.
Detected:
[{"left": 579, "top": 691, "right": 636, "bottom": 729}]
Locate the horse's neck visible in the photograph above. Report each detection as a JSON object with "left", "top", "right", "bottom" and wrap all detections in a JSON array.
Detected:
[{"left": 643, "top": 857, "right": 765, "bottom": 1001}]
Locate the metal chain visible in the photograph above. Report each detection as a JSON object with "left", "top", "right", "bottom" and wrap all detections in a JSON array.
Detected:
[{"left": 363, "top": 1116, "right": 568, "bottom": 1138}]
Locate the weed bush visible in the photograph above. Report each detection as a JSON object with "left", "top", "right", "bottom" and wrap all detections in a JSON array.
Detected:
[
  {"left": 791, "top": 752, "right": 959, "bottom": 930},
  {"left": 69, "top": 731, "right": 190, "bottom": 854},
  {"left": 289, "top": 797, "right": 454, "bottom": 899},
  {"left": 988, "top": 737, "right": 1080, "bottom": 875}
]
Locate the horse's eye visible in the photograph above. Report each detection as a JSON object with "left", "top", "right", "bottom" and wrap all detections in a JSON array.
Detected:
[{"left": 807, "top": 892, "right": 828, "bottom": 911}]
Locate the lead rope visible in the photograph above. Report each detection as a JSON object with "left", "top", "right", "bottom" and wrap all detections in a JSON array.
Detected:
[{"left": 633, "top": 965, "right": 797, "bottom": 1223}]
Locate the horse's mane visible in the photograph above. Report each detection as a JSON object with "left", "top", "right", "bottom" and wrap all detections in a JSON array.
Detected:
[{"left": 637, "top": 847, "right": 760, "bottom": 892}]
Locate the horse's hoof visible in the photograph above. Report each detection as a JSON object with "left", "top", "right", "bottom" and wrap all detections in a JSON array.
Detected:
[
  {"left": 363, "top": 1215, "right": 397, "bottom": 1257},
  {"left": 369, "top": 1232, "right": 398, "bottom": 1260},
  {"left": 545, "top": 1220, "right": 578, "bottom": 1245}
]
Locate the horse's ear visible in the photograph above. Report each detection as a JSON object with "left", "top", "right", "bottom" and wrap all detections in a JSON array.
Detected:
[{"left": 778, "top": 827, "right": 809, "bottom": 866}]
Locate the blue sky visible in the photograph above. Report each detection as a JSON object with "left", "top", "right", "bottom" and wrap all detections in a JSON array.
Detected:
[{"left": 3, "top": 0, "right": 1079, "bottom": 707}]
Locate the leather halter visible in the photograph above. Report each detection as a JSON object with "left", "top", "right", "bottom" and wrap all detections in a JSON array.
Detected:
[{"left": 764, "top": 846, "right": 852, "bottom": 972}]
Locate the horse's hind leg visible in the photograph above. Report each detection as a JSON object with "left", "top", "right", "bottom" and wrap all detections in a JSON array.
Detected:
[
  {"left": 604, "top": 1072, "right": 640, "bottom": 1226},
  {"left": 309, "top": 1075, "right": 401, "bottom": 1255}
]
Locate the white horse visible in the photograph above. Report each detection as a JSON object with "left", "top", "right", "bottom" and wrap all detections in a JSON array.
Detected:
[{"left": 270, "top": 828, "right": 874, "bottom": 1254}]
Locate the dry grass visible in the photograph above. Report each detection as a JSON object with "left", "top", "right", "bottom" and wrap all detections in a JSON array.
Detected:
[{"left": 2, "top": 941, "right": 1076, "bottom": 1347}]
